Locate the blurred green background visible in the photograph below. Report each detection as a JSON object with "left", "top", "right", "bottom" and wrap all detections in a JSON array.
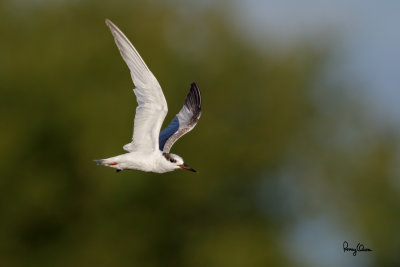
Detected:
[{"left": 1, "top": 0, "right": 399, "bottom": 266}]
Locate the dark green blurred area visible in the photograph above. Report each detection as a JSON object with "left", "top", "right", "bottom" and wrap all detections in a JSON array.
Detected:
[{"left": 1, "top": 0, "right": 399, "bottom": 266}]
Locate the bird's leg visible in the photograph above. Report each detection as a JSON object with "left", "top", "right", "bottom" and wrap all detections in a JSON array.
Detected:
[
  {"left": 109, "top": 161, "right": 121, "bottom": 172},
  {"left": 116, "top": 169, "right": 122, "bottom": 173}
]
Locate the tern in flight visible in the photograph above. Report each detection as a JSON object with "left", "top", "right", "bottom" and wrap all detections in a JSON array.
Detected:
[{"left": 95, "top": 19, "right": 202, "bottom": 173}]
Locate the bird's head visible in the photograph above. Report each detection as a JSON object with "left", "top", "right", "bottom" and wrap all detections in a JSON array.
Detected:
[{"left": 163, "top": 153, "right": 196, "bottom": 172}]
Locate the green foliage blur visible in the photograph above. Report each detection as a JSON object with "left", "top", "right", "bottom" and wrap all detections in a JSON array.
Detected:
[{"left": 1, "top": 0, "right": 399, "bottom": 266}]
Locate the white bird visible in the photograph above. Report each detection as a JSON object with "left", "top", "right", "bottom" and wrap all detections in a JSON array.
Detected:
[{"left": 94, "top": 19, "right": 202, "bottom": 173}]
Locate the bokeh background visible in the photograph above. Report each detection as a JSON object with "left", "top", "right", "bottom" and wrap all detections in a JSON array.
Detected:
[{"left": 1, "top": 0, "right": 399, "bottom": 266}]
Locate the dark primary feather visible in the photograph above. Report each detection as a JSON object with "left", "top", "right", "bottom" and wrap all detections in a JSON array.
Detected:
[
  {"left": 159, "top": 82, "right": 202, "bottom": 152},
  {"left": 185, "top": 82, "right": 202, "bottom": 117}
]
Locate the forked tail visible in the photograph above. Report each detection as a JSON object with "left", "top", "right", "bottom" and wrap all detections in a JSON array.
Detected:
[{"left": 94, "top": 159, "right": 105, "bottom": 166}]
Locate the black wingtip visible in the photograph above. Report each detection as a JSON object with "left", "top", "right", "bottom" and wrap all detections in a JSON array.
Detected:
[
  {"left": 190, "top": 82, "right": 200, "bottom": 94},
  {"left": 185, "top": 82, "right": 201, "bottom": 111}
]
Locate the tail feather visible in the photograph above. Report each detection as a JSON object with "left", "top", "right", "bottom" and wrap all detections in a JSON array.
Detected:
[{"left": 94, "top": 159, "right": 104, "bottom": 166}]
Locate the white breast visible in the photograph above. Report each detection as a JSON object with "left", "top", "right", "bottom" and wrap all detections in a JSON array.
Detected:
[{"left": 119, "top": 150, "right": 174, "bottom": 173}]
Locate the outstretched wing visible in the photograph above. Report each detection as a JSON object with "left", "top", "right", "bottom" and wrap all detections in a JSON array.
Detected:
[
  {"left": 159, "top": 83, "right": 202, "bottom": 153},
  {"left": 106, "top": 19, "right": 168, "bottom": 152}
]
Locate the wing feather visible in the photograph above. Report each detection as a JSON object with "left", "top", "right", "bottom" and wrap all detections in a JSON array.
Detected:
[
  {"left": 106, "top": 19, "right": 167, "bottom": 152},
  {"left": 159, "top": 83, "right": 202, "bottom": 152}
]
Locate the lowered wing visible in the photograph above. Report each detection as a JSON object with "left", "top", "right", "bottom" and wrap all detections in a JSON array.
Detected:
[{"left": 159, "top": 83, "right": 202, "bottom": 153}]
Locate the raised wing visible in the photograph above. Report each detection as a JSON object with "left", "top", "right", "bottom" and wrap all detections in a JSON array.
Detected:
[
  {"left": 159, "top": 83, "right": 201, "bottom": 153},
  {"left": 106, "top": 19, "right": 168, "bottom": 152}
]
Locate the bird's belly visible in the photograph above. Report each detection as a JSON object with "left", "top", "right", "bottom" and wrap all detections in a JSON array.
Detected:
[{"left": 118, "top": 152, "right": 163, "bottom": 172}]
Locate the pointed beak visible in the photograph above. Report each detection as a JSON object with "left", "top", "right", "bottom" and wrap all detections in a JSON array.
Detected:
[{"left": 178, "top": 163, "right": 196, "bottom": 172}]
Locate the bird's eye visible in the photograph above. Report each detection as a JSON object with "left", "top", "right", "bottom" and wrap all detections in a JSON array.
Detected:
[{"left": 170, "top": 158, "right": 176, "bottom": 163}]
